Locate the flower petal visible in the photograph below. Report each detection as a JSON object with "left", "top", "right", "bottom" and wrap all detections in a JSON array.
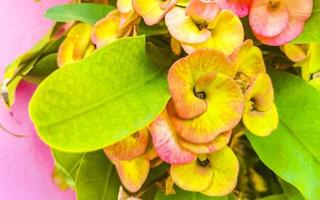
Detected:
[
  {"left": 249, "top": 0, "right": 289, "bottom": 37},
  {"left": 219, "top": 0, "right": 253, "bottom": 18},
  {"left": 168, "top": 49, "right": 236, "bottom": 119},
  {"left": 133, "top": 0, "right": 177, "bottom": 25},
  {"left": 231, "top": 39, "right": 266, "bottom": 78},
  {"left": 149, "top": 108, "right": 196, "bottom": 165},
  {"left": 104, "top": 128, "right": 149, "bottom": 161},
  {"left": 57, "top": 23, "right": 92, "bottom": 67},
  {"left": 170, "top": 157, "right": 213, "bottom": 192},
  {"left": 114, "top": 157, "right": 150, "bottom": 193},
  {"left": 178, "top": 130, "right": 232, "bottom": 154},
  {"left": 285, "top": 0, "right": 313, "bottom": 21},
  {"left": 186, "top": 0, "right": 221, "bottom": 21},
  {"left": 201, "top": 146, "right": 239, "bottom": 196},
  {"left": 169, "top": 73, "right": 244, "bottom": 144},
  {"left": 282, "top": 44, "right": 308, "bottom": 63},
  {"left": 117, "top": 0, "right": 133, "bottom": 13},
  {"left": 182, "top": 10, "right": 244, "bottom": 55},
  {"left": 91, "top": 10, "right": 121, "bottom": 48},
  {"left": 254, "top": 19, "right": 305, "bottom": 46},
  {"left": 243, "top": 73, "right": 278, "bottom": 136},
  {"left": 243, "top": 103, "right": 278, "bottom": 136},
  {"left": 245, "top": 73, "right": 274, "bottom": 112},
  {"left": 165, "top": 6, "right": 211, "bottom": 44}
]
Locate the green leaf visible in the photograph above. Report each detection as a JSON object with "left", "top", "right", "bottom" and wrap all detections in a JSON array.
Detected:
[
  {"left": 257, "top": 194, "right": 288, "bottom": 200},
  {"left": 1, "top": 28, "right": 64, "bottom": 107},
  {"left": 292, "top": 0, "right": 320, "bottom": 43},
  {"left": 137, "top": 22, "right": 169, "bottom": 36},
  {"left": 155, "top": 187, "right": 233, "bottom": 200},
  {"left": 1, "top": 32, "right": 52, "bottom": 106},
  {"left": 45, "top": 3, "right": 114, "bottom": 24},
  {"left": 24, "top": 53, "right": 58, "bottom": 84},
  {"left": 29, "top": 36, "right": 174, "bottom": 152},
  {"left": 53, "top": 150, "right": 121, "bottom": 200},
  {"left": 278, "top": 179, "right": 304, "bottom": 200},
  {"left": 247, "top": 69, "right": 320, "bottom": 199}
]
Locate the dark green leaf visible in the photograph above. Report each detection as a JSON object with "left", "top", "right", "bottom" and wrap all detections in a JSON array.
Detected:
[
  {"left": 24, "top": 53, "right": 58, "bottom": 84},
  {"left": 247, "top": 69, "right": 320, "bottom": 199},
  {"left": 257, "top": 194, "right": 288, "bottom": 200},
  {"left": 45, "top": 3, "right": 114, "bottom": 24},
  {"left": 278, "top": 179, "right": 304, "bottom": 200},
  {"left": 53, "top": 150, "right": 121, "bottom": 200},
  {"left": 29, "top": 36, "right": 174, "bottom": 152},
  {"left": 292, "top": 0, "right": 320, "bottom": 43},
  {"left": 137, "top": 22, "right": 169, "bottom": 37},
  {"left": 155, "top": 187, "right": 233, "bottom": 200}
]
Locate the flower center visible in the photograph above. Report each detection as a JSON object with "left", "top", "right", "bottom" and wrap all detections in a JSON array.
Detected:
[
  {"left": 235, "top": 72, "right": 251, "bottom": 93},
  {"left": 197, "top": 157, "right": 211, "bottom": 167},
  {"left": 267, "top": 0, "right": 282, "bottom": 12},
  {"left": 193, "top": 87, "right": 207, "bottom": 99}
]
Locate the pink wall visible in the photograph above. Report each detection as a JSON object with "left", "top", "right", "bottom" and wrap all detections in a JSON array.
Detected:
[{"left": 0, "top": 0, "right": 76, "bottom": 199}]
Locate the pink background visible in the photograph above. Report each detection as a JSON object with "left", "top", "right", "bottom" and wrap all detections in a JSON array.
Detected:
[{"left": 0, "top": 0, "right": 76, "bottom": 199}]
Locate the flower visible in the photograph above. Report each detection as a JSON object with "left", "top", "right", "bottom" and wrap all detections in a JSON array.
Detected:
[
  {"left": 249, "top": 0, "right": 313, "bottom": 46},
  {"left": 132, "top": 0, "right": 178, "bottom": 25},
  {"left": 104, "top": 128, "right": 159, "bottom": 193},
  {"left": 282, "top": 43, "right": 320, "bottom": 80},
  {"left": 150, "top": 49, "right": 244, "bottom": 164},
  {"left": 219, "top": 0, "right": 253, "bottom": 17},
  {"left": 170, "top": 146, "right": 239, "bottom": 196},
  {"left": 231, "top": 40, "right": 278, "bottom": 136},
  {"left": 92, "top": 1, "right": 140, "bottom": 48},
  {"left": 165, "top": 1, "right": 244, "bottom": 54},
  {"left": 57, "top": 23, "right": 94, "bottom": 67}
]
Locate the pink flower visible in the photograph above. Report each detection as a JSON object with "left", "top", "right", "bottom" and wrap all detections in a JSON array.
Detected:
[
  {"left": 219, "top": 0, "right": 253, "bottom": 17},
  {"left": 249, "top": 0, "right": 313, "bottom": 46}
]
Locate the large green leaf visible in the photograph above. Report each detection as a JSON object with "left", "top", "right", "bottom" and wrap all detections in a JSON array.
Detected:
[
  {"left": 53, "top": 150, "right": 120, "bottom": 200},
  {"left": 292, "top": 0, "right": 320, "bottom": 43},
  {"left": 45, "top": 3, "right": 114, "bottom": 25},
  {"left": 247, "top": 69, "right": 320, "bottom": 199},
  {"left": 29, "top": 36, "right": 173, "bottom": 152},
  {"left": 155, "top": 187, "right": 234, "bottom": 200}
]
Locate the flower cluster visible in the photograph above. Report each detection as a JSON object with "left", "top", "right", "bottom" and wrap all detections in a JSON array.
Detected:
[{"left": 54, "top": 0, "right": 314, "bottom": 197}]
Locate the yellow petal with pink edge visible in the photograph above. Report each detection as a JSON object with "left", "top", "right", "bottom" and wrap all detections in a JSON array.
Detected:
[
  {"left": 182, "top": 10, "right": 244, "bottom": 55},
  {"left": 243, "top": 103, "right": 278, "bottom": 136},
  {"left": 149, "top": 108, "right": 196, "bottom": 164},
  {"left": 178, "top": 130, "right": 232, "bottom": 154},
  {"left": 169, "top": 73, "right": 244, "bottom": 144},
  {"left": 143, "top": 136, "right": 158, "bottom": 161},
  {"left": 201, "top": 146, "right": 239, "bottom": 196},
  {"left": 165, "top": 6, "right": 211, "bottom": 44},
  {"left": 243, "top": 73, "right": 278, "bottom": 136},
  {"left": 91, "top": 10, "right": 121, "bottom": 48},
  {"left": 170, "top": 156, "right": 213, "bottom": 192},
  {"left": 57, "top": 23, "right": 92, "bottom": 67},
  {"left": 282, "top": 44, "right": 308, "bottom": 63},
  {"left": 231, "top": 40, "right": 266, "bottom": 78},
  {"left": 114, "top": 157, "right": 150, "bottom": 193},
  {"left": 245, "top": 73, "right": 274, "bottom": 112},
  {"left": 186, "top": 0, "right": 221, "bottom": 22},
  {"left": 117, "top": 0, "right": 133, "bottom": 13},
  {"left": 168, "top": 73, "right": 244, "bottom": 144},
  {"left": 168, "top": 49, "right": 236, "bottom": 119},
  {"left": 104, "top": 128, "right": 149, "bottom": 161},
  {"left": 133, "top": 0, "right": 177, "bottom": 25}
]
